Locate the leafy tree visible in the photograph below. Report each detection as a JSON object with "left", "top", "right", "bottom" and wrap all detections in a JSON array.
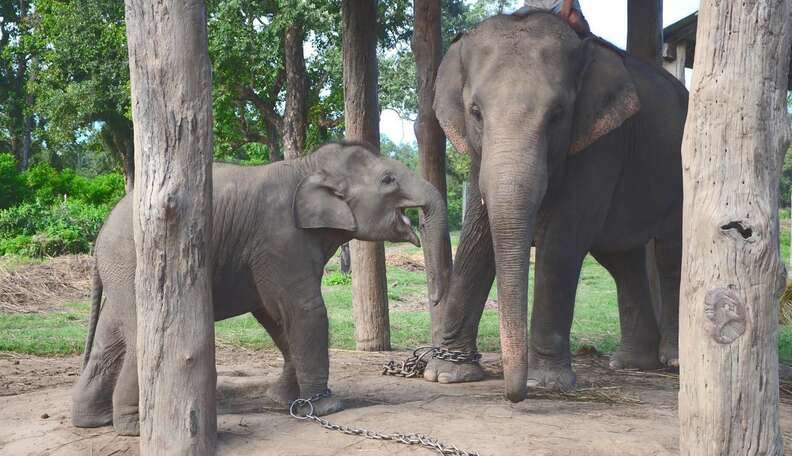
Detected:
[
  {"left": 0, "top": 0, "right": 37, "bottom": 169},
  {"left": 30, "top": 0, "right": 133, "bottom": 187}
]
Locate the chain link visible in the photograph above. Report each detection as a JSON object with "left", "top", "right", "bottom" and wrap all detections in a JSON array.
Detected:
[
  {"left": 382, "top": 346, "right": 482, "bottom": 378},
  {"left": 289, "top": 389, "right": 480, "bottom": 456}
]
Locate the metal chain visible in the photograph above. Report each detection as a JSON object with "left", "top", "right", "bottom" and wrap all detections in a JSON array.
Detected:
[
  {"left": 382, "top": 346, "right": 482, "bottom": 378},
  {"left": 289, "top": 389, "right": 481, "bottom": 456}
]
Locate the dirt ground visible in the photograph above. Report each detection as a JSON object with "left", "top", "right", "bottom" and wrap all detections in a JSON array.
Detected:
[{"left": 3, "top": 348, "right": 792, "bottom": 456}]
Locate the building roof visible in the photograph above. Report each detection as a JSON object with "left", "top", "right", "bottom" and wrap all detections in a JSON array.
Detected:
[{"left": 663, "top": 11, "right": 792, "bottom": 89}]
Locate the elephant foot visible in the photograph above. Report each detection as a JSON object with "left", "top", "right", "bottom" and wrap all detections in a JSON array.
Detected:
[
  {"left": 266, "top": 375, "right": 300, "bottom": 405},
  {"left": 312, "top": 396, "right": 344, "bottom": 416},
  {"left": 291, "top": 393, "right": 344, "bottom": 417},
  {"left": 526, "top": 354, "right": 576, "bottom": 392},
  {"left": 423, "top": 358, "right": 486, "bottom": 384},
  {"left": 609, "top": 345, "right": 662, "bottom": 371},
  {"left": 72, "top": 407, "right": 113, "bottom": 428},
  {"left": 113, "top": 413, "right": 140, "bottom": 436},
  {"left": 659, "top": 335, "right": 679, "bottom": 368}
]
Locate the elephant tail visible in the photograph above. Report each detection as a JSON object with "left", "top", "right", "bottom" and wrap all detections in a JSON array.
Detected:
[{"left": 81, "top": 261, "right": 103, "bottom": 371}]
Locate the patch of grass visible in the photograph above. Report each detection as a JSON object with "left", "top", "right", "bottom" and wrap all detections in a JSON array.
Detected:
[
  {"left": 0, "top": 302, "right": 89, "bottom": 355},
  {"left": 3, "top": 222, "right": 792, "bottom": 363},
  {"left": 322, "top": 271, "right": 352, "bottom": 286}
]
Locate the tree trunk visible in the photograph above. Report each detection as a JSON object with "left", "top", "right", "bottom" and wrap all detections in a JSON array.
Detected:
[
  {"left": 100, "top": 114, "right": 135, "bottom": 192},
  {"left": 339, "top": 243, "right": 351, "bottom": 274},
  {"left": 627, "top": 0, "right": 665, "bottom": 330},
  {"left": 125, "top": 0, "right": 217, "bottom": 453},
  {"left": 678, "top": 1, "right": 790, "bottom": 454},
  {"left": 282, "top": 24, "right": 308, "bottom": 160},
  {"left": 412, "top": 0, "right": 447, "bottom": 345},
  {"left": 626, "top": 0, "right": 663, "bottom": 66},
  {"left": 342, "top": 0, "right": 391, "bottom": 352}
]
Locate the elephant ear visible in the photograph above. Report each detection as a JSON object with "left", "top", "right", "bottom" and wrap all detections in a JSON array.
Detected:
[
  {"left": 434, "top": 38, "right": 470, "bottom": 155},
  {"left": 570, "top": 38, "right": 641, "bottom": 154},
  {"left": 293, "top": 171, "right": 357, "bottom": 232}
]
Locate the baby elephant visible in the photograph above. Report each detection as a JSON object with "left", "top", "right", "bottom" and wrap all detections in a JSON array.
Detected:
[{"left": 72, "top": 142, "right": 451, "bottom": 436}]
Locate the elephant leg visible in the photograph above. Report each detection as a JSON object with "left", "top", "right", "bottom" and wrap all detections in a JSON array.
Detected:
[
  {"left": 425, "top": 160, "right": 494, "bottom": 384},
  {"left": 72, "top": 316, "right": 124, "bottom": 428},
  {"left": 527, "top": 243, "right": 583, "bottom": 392},
  {"left": 112, "top": 343, "right": 140, "bottom": 436},
  {"left": 251, "top": 309, "right": 299, "bottom": 405},
  {"left": 284, "top": 295, "right": 343, "bottom": 415},
  {"left": 654, "top": 237, "right": 681, "bottom": 367},
  {"left": 592, "top": 247, "right": 662, "bottom": 370}
]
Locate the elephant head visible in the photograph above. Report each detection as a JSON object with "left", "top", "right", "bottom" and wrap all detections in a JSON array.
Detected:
[
  {"left": 434, "top": 13, "right": 640, "bottom": 401},
  {"left": 294, "top": 142, "right": 452, "bottom": 304}
]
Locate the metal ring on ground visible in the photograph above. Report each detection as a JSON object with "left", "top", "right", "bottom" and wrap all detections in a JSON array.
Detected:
[{"left": 289, "top": 398, "right": 314, "bottom": 420}]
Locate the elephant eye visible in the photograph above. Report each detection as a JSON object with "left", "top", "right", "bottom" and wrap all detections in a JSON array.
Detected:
[
  {"left": 470, "top": 104, "right": 482, "bottom": 121},
  {"left": 381, "top": 174, "right": 396, "bottom": 185}
]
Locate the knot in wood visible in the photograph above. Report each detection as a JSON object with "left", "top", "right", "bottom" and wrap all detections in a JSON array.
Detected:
[{"left": 704, "top": 286, "right": 746, "bottom": 344}]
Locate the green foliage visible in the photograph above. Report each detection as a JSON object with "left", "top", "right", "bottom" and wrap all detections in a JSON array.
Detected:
[
  {"left": 0, "top": 154, "right": 27, "bottom": 209},
  {"left": 0, "top": 199, "right": 111, "bottom": 256},
  {"left": 322, "top": 271, "right": 352, "bottom": 286},
  {"left": 30, "top": 0, "right": 131, "bottom": 176},
  {"left": 0, "top": 161, "right": 124, "bottom": 256}
]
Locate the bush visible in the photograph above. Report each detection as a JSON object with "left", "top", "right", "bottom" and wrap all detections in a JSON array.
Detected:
[
  {"left": 0, "top": 159, "right": 125, "bottom": 257},
  {"left": 21, "top": 162, "right": 125, "bottom": 206},
  {"left": 0, "top": 200, "right": 111, "bottom": 256}
]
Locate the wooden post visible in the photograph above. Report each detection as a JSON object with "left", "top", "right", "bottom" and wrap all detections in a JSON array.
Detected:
[
  {"left": 678, "top": 1, "right": 791, "bottom": 454},
  {"left": 627, "top": 0, "right": 665, "bottom": 329},
  {"left": 662, "top": 42, "right": 687, "bottom": 85},
  {"left": 412, "top": 0, "right": 447, "bottom": 344},
  {"left": 125, "top": 0, "right": 217, "bottom": 453},
  {"left": 626, "top": 0, "right": 663, "bottom": 66},
  {"left": 342, "top": 0, "right": 391, "bottom": 352}
]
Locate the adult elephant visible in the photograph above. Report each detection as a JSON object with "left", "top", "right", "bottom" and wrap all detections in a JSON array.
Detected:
[{"left": 425, "top": 11, "right": 686, "bottom": 402}]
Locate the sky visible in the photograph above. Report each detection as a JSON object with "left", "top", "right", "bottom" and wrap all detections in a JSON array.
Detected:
[{"left": 380, "top": 0, "right": 701, "bottom": 145}]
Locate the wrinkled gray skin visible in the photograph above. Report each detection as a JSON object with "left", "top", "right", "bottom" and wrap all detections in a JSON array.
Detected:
[
  {"left": 72, "top": 142, "right": 451, "bottom": 435},
  {"left": 426, "top": 12, "right": 686, "bottom": 402}
]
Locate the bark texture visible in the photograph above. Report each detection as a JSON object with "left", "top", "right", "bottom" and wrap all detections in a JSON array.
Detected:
[
  {"left": 626, "top": 0, "right": 663, "bottom": 66},
  {"left": 678, "top": 1, "right": 791, "bottom": 454},
  {"left": 342, "top": 0, "right": 391, "bottom": 351},
  {"left": 282, "top": 24, "right": 308, "bottom": 160},
  {"left": 412, "top": 0, "right": 447, "bottom": 344},
  {"left": 125, "top": 0, "right": 217, "bottom": 453}
]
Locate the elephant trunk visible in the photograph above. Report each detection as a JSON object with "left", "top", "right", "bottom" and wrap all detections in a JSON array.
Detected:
[
  {"left": 414, "top": 179, "right": 452, "bottom": 307},
  {"left": 480, "top": 136, "right": 548, "bottom": 403}
]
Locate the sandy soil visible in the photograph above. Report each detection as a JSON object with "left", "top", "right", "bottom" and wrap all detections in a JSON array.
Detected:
[{"left": 3, "top": 348, "right": 792, "bottom": 456}]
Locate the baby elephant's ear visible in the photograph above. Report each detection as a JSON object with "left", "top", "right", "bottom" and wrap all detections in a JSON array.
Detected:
[{"left": 293, "top": 171, "right": 357, "bottom": 232}]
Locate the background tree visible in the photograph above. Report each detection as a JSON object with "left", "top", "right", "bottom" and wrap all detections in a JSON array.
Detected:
[
  {"left": 30, "top": 0, "right": 133, "bottom": 189},
  {"left": 125, "top": 0, "right": 217, "bottom": 451},
  {"left": 412, "top": 0, "right": 447, "bottom": 343},
  {"left": 343, "top": 0, "right": 391, "bottom": 351},
  {"left": 0, "top": 0, "right": 37, "bottom": 170},
  {"left": 678, "top": 0, "right": 790, "bottom": 453}
]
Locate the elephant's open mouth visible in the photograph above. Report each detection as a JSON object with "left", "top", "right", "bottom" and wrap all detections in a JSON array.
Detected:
[{"left": 396, "top": 207, "right": 421, "bottom": 247}]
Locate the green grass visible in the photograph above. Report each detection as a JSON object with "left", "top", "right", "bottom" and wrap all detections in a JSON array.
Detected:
[{"left": 2, "top": 213, "right": 792, "bottom": 362}]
